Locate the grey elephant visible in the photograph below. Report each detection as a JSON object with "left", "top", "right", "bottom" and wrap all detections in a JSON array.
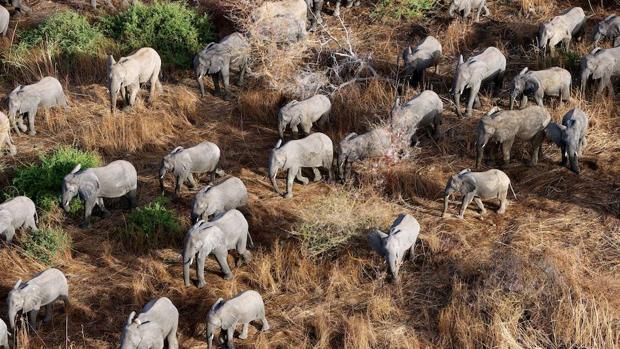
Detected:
[
  {"left": 91, "top": 0, "right": 135, "bottom": 9},
  {"left": 0, "top": 5, "right": 8, "bottom": 36},
  {"left": 278, "top": 94, "right": 331, "bottom": 138},
  {"left": 368, "top": 213, "right": 420, "bottom": 282},
  {"left": 0, "top": 319, "right": 8, "bottom": 349},
  {"left": 476, "top": 106, "right": 550, "bottom": 168},
  {"left": 580, "top": 46, "right": 620, "bottom": 96},
  {"left": 107, "top": 47, "right": 162, "bottom": 114},
  {"left": 402, "top": 36, "right": 442, "bottom": 89},
  {"left": 207, "top": 290, "right": 269, "bottom": 349},
  {"left": 121, "top": 297, "right": 179, "bottom": 349},
  {"left": 0, "top": 112, "right": 16, "bottom": 156},
  {"left": 191, "top": 177, "right": 248, "bottom": 223},
  {"left": 7, "top": 268, "right": 69, "bottom": 331},
  {"left": 545, "top": 108, "right": 588, "bottom": 174},
  {"left": 160, "top": 141, "right": 223, "bottom": 197},
  {"left": 448, "top": 0, "right": 490, "bottom": 22},
  {"left": 442, "top": 168, "right": 513, "bottom": 219},
  {"left": 251, "top": 0, "right": 306, "bottom": 24},
  {"left": 8, "top": 76, "right": 68, "bottom": 136},
  {"left": 62, "top": 160, "right": 138, "bottom": 228},
  {"left": 0, "top": 0, "right": 30, "bottom": 14},
  {"left": 269, "top": 133, "right": 334, "bottom": 198},
  {"left": 538, "top": 7, "right": 585, "bottom": 56},
  {"left": 337, "top": 127, "right": 391, "bottom": 182},
  {"left": 594, "top": 15, "right": 620, "bottom": 47},
  {"left": 392, "top": 90, "right": 443, "bottom": 142},
  {"left": 194, "top": 32, "right": 250, "bottom": 100},
  {"left": 509, "top": 67, "right": 571, "bottom": 110},
  {"left": 451, "top": 47, "right": 506, "bottom": 117},
  {"left": 0, "top": 196, "right": 37, "bottom": 243},
  {"left": 255, "top": 13, "right": 307, "bottom": 44},
  {"left": 183, "top": 209, "right": 252, "bottom": 287}
]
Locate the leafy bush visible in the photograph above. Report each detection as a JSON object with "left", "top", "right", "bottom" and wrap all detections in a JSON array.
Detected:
[
  {"left": 100, "top": 1, "right": 214, "bottom": 67},
  {"left": 120, "top": 197, "right": 182, "bottom": 249},
  {"left": 10, "top": 146, "right": 101, "bottom": 212},
  {"left": 372, "top": 0, "right": 437, "bottom": 21},
  {"left": 22, "top": 227, "right": 71, "bottom": 265}
]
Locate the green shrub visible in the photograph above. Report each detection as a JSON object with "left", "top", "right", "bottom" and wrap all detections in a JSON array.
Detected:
[
  {"left": 372, "top": 0, "right": 437, "bottom": 21},
  {"left": 120, "top": 197, "right": 182, "bottom": 249},
  {"left": 100, "top": 1, "right": 214, "bottom": 67},
  {"left": 22, "top": 227, "right": 71, "bottom": 265},
  {"left": 10, "top": 146, "right": 101, "bottom": 212}
]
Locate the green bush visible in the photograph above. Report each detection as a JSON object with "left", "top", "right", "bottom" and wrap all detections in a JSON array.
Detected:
[
  {"left": 120, "top": 197, "right": 182, "bottom": 249},
  {"left": 100, "top": 1, "right": 214, "bottom": 67},
  {"left": 10, "top": 146, "right": 101, "bottom": 212},
  {"left": 22, "top": 227, "right": 71, "bottom": 265},
  {"left": 372, "top": 0, "right": 437, "bottom": 21}
]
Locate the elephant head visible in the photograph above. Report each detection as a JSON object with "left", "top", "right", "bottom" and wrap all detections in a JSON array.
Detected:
[
  {"left": 442, "top": 169, "right": 474, "bottom": 216},
  {"left": 183, "top": 220, "right": 209, "bottom": 286},
  {"left": 448, "top": 0, "right": 466, "bottom": 17},
  {"left": 7, "top": 279, "right": 39, "bottom": 330},
  {"left": 159, "top": 147, "right": 184, "bottom": 193},
  {"left": 120, "top": 312, "right": 157, "bottom": 349},
  {"left": 107, "top": 56, "right": 127, "bottom": 114},
  {"left": 538, "top": 22, "right": 553, "bottom": 54},
  {"left": 191, "top": 187, "right": 213, "bottom": 223},
  {"left": 545, "top": 122, "right": 581, "bottom": 174},
  {"left": 268, "top": 140, "right": 285, "bottom": 195},
  {"left": 207, "top": 298, "right": 238, "bottom": 349},
  {"left": 277, "top": 101, "right": 298, "bottom": 139},
  {"left": 8, "top": 86, "right": 40, "bottom": 132},
  {"left": 336, "top": 133, "right": 360, "bottom": 182},
  {"left": 475, "top": 107, "right": 500, "bottom": 168},
  {"left": 510, "top": 67, "right": 538, "bottom": 109},
  {"left": 580, "top": 48, "right": 607, "bottom": 93},
  {"left": 594, "top": 15, "right": 618, "bottom": 46},
  {"left": 196, "top": 43, "right": 228, "bottom": 76},
  {"left": 368, "top": 226, "right": 405, "bottom": 282},
  {"left": 451, "top": 55, "right": 471, "bottom": 117},
  {"left": 61, "top": 164, "right": 84, "bottom": 212}
]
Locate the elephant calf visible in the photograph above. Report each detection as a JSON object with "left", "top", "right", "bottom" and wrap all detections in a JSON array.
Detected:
[
  {"left": 0, "top": 112, "right": 16, "bottom": 156},
  {"left": 538, "top": 7, "right": 585, "bottom": 56},
  {"left": 121, "top": 297, "right": 179, "bottom": 349},
  {"left": 8, "top": 76, "right": 68, "bottom": 136},
  {"left": 442, "top": 169, "right": 514, "bottom": 219},
  {"left": 0, "top": 5, "right": 8, "bottom": 37},
  {"left": 194, "top": 32, "right": 250, "bottom": 100},
  {"left": 448, "top": 0, "right": 490, "bottom": 22},
  {"left": 278, "top": 94, "right": 331, "bottom": 138},
  {"left": 594, "top": 15, "right": 620, "bottom": 47},
  {"left": 368, "top": 213, "right": 420, "bottom": 282},
  {"left": 0, "top": 319, "right": 8, "bottom": 349},
  {"left": 7, "top": 268, "right": 69, "bottom": 331},
  {"left": 545, "top": 108, "right": 588, "bottom": 174},
  {"left": 62, "top": 160, "right": 138, "bottom": 228},
  {"left": 269, "top": 133, "right": 334, "bottom": 198},
  {"left": 392, "top": 90, "right": 443, "bottom": 142},
  {"left": 191, "top": 177, "right": 248, "bottom": 222},
  {"left": 337, "top": 127, "right": 391, "bottom": 182},
  {"left": 402, "top": 35, "right": 442, "bottom": 89},
  {"left": 510, "top": 67, "right": 571, "bottom": 109},
  {"left": 0, "top": 196, "right": 37, "bottom": 243},
  {"left": 183, "top": 209, "right": 252, "bottom": 287},
  {"left": 207, "top": 290, "right": 269, "bottom": 349},
  {"left": 580, "top": 46, "right": 620, "bottom": 97},
  {"left": 160, "top": 141, "right": 223, "bottom": 197},
  {"left": 252, "top": 0, "right": 306, "bottom": 24},
  {"left": 476, "top": 106, "right": 550, "bottom": 168}
]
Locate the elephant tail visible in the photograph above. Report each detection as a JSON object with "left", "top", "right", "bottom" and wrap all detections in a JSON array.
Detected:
[
  {"left": 247, "top": 230, "right": 254, "bottom": 248},
  {"left": 508, "top": 182, "right": 517, "bottom": 200},
  {"left": 35, "top": 209, "right": 39, "bottom": 224}
]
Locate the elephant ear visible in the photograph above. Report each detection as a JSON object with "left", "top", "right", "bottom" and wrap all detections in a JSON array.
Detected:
[
  {"left": 545, "top": 123, "right": 567, "bottom": 147},
  {"left": 70, "top": 164, "right": 82, "bottom": 174},
  {"left": 18, "top": 92, "right": 41, "bottom": 112},
  {"left": 592, "top": 60, "right": 611, "bottom": 79},
  {"left": 460, "top": 174, "right": 476, "bottom": 194},
  {"left": 524, "top": 77, "right": 539, "bottom": 94},
  {"left": 21, "top": 288, "right": 41, "bottom": 313},
  {"left": 458, "top": 54, "right": 464, "bottom": 66},
  {"left": 342, "top": 132, "right": 358, "bottom": 143},
  {"left": 13, "top": 279, "right": 22, "bottom": 289},
  {"left": 368, "top": 229, "right": 388, "bottom": 257},
  {"left": 171, "top": 146, "right": 184, "bottom": 154},
  {"left": 519, "top": 67, "right": 529, "bottom": 75},
  {"left": 458, "top": 168, "right": 470, "bottom": 175},
  {"left": 486, "top": 106, "right": 501, "bottom": 116},
  {"left": 209, "top": 298, "right": 225, "bottom": 317},
  {"left": 275, "top": 139, "right": 283, "bottom": 149},
  {"left": 107, "top": 55, "right": 116, "bottom": 71},
  {"left": 590, "top": 47, "right": 602, "bottom": 55},
  {"left": 127, "top": 311, "right": 136, "bottom": 325}
]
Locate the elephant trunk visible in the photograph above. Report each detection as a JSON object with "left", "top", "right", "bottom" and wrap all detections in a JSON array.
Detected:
[
  {"left": 8, "top": 306, "right": 17, "bottom": 330},
  {"left": 454, "top": 92, "right": 462, "bottom": 117},
  {"left": 183, "top": 248, "right": 193, "bottom": 287},
  {"left": 61, "top": 191, "right": 73, "bottom": 213},
  {"left": 593, "top": 32, "right": 602, "bottom": 46},
  {"left": 448, "top": 4, "right": 457, "bottom": 17},
  {"left": 109, "top": 88, "right": 118, "bottom": 114},
  {"left": 277, "top": 119, "right": 285, "bottom": 139},
  {"left": 442, "top": 194, "right": 450, "bottom": 216},
  {"left": 268, "top": 158, "right": 281, "bottom": 196},
  {"left": 568, "top": 152, "right": 580, "bottom": 174},
  {"left": 387, "top": 252, "right": 398, "bottom": 282},
  {"left": 509, "top": 90, "right": 519, "bottom": 110},
  {"left": 207, "top": 323, "right": 216, "bottom": 349},
  {"left": 580, "top": 69, "right": 590, "bottom": 94},
  {"left": 475, "top": 132, "right": 489, "bottom": 168},
  {"left": 159, "top": 163, "right": 167, "bottom": 194}
]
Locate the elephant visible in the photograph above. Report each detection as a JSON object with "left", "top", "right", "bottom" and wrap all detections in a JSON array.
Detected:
[
  {"left": 62, "top": 160, "right": 138, "bottom": 228},
  {"left": 194, "top": 32, "right": 250, "bottom": 100},
  {"left": 8, "top": 76, "right": 68, "bottom": 136},
  {"left": 0, "top": 319, "right": 8, "bottom": 349},
  {"left": 448, "top": 0, "right": 490, "bottom": 22},
  {"left": 160, "top": 141, "right": 223, "bottom": 197},
  {"left": 269, "top": 133, "right": 334, "bottom": 198},
  {"left": 7, "top": 268, "right": 69, "bottom": 331},
  {"left": 475, "top": 106, "right": 550, "bottom": 168},
  {"left": 0, "top": 0, "right": 30, "bottom": 14},
  {"left": 207, "top": 290, "right": 269, "bottom": 349},
  {"left": 442, "top": 168, "right": 513, "bottom": 219},
  {"left": 594, "top": 15, "right": 620, "bottom": 47},
  {"left": 183, "top": 209, "right": 252, "bottom": 287},
  {"left": 580, "top": 46, "right": 620, "bottom": 97},
  {"left": 450, "top": 47, "right": 506, "bottom": 117},
  {"left": 392, "top": 90, "right": 443, "bottom": 143},
  {"left": 538, "top": 7, "right": 585, "bottom": 56},
  {"left": 368, "top": 213, "right": 420, "bottom": 282},
  {"left": 255, "top": 14, "right": 307, "bottom": 44},
  {"left": 120, "top": 297, "right": 179, "bottom": 349},
  {"left": 278, "top": 94, "right": 331, "bottom": 138},
  {"left": 509, "top": 67, "right": 571, "bottom": 109},
  {"left": 252, "top": 0, "right": 307, "bottom": 25},
  {"left": 545, "top": 108, "right": 588, "bottom": 174},
  {"left": 0, "top": 112, "right": 16, "bottom": 156},
  {"left": 401, "top": 36, "right": 442, "bottom": 90},
  {"left": 0, "top": 5, "right": 8, "bottom": 36},
  {"left": 0, "top": 196, "right": 38, "bottom": 243},
  {"left": 107, "top": 47, "right": 162, "bottom": 114},
  {"left": 337, "top": 127, "right": 391, "bottom": 182},
  {"left": 91, "top": 0, "right": 135, "bottom": 9},
  {"left": 191, "top": 177, "right": 248, "bottom": 223}
]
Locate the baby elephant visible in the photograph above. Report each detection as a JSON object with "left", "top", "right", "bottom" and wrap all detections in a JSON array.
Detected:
[
  {"left": 0, "top": 5, "right": 8, "bottom": 37},
  {"left": 0, "top": 112, "right": 16, "bottom": 156},
  {"left": 62, "top": 160, "right": 138, "bottom": 228},
  {"left": 510, "top": 67, "right": 571, "bottom": 109},
  {"left": 448, "top": 0, "right": 490, "bottom": 22},
  {"left": 0, "top": 196, "right": 38, "bottom": 243},
  {"left": 278, "top": 94, "right": 331, "bottom": 139},
  {"left": 121, "top": 297, "right": 179, "bottom": 349},
  {"left": 476, "top": 106, "right": 550, "bottom": 168},
  {"left": 191, "top": 177, "right": 248, "bottom": 223},
  {"left": 402, "top": 36, "right": 442, "bottom": 89},
  {"left": 160, "top": 141, "right": 222, "bottom": 197},
  {"left": 545, "top": 108, "right": 588, "bottom": 174},
  {"left": 207, "top": 290, "right": 269, "bottom": 349},
  {"left": 580, "top": 46, "right": 620, "bottom": 97},
  {"left": 8, "top": 76, "right": 68, "bottom": 136},
  {"left": 337, "top": 127, "right": 391, "bottom": 182},
  {"left": 594, "top": 14, "right": 620, "bottom": 47},
  {"left": 392, "top": 90, "right": 443, "bottom": 142},
  {"left": 0, "top": 319, "right": 8, "bottom": 349},
  {"left": 368, "top": 213, "right": 420, "bottom": 282},
  {"left": 442, "top": 169, "right": 514, "bottom": 219},
  {"left": 7, "top": 268, "right": 69, "bottom": 331},
  {"left": 538, "top": 7, "right": 585, "bottom": 56},
  {"left": 269, "top": 133, "right": 334, "bottom": 198},
  {"left": 183, "top": 209, "right": 252, "bottom": 287}
]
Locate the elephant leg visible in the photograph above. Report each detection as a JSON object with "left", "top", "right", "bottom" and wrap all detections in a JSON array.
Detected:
[
  {"left": 82, "top": 199, "right": 97, "bottom": 228},
  {"left": 3, "top": 226, "right": 15, "bottom": 243},
  {"left": 197, "top": 74, "right": 206, "bottom": 97},
  {"left": 26, "top": 214, "right": 37, "bottom": 231},
  {"left": 467, "top": 84, "right": 481, "bottom": 117},
  {"left": 212, "top": 74, "right": 222, "bottom": 96},
  {"left": 474, "top": 197, "right": 486, "bottom": 215},
  {"left": 175, "top": 173, "right": 188, "bottom": 197},
  {"left": 17, "top": 114, "right": 27, "bottom": 133},
  {"left": 475, "top": 5, "right": 482, "bottom": 22},
  {"left": 530, "top": 133, "right": 544, "bottom": 166},
  {"left": 120, "top": 87, "right": 127, "bottom": 107},
  {"left": 221, "top": 65, "right": 232, "bottom": 101},
  {"left": 98, "top": 198, "right": 111, "bottom": 218},
  {"left": 226, "top": 327, "right": 235, "bottom": 349},
  {"left": 196, "top": 254, "right": 207, "bottom": 288},
  {"left": 296, "top": 168, "right": 310, "bottom": 185},
  {"left": 501, "top": 138, "right": 514, "bottom": 165},
  {"left": 301, "top": 121, "right": 313, "bottom": 135},
  {"left": 28, "top": 309, "right": 38, "bottom": 331},
  {"left": 239, "top": 322, "right": 249, "bottom": 339},
  {"left": 126, "top": 189, "right": 138, "bottom": 209},
  {"left": 498, "top": 193, "right": 508, "bottom": 214},
  {"left": 560, "top": 144, "right": 568, "bottom": 166},
  {"left": 473, "top": 95, "right": 481, "bottom": 109},
  {"left": 327, "top": 162, "right": 335, "bottom": 183},
  {"left": 128, "top": 84, "right": 139, "bottom": 107},
  {"left": 215, "top": 249, "right": 233, "bottom": 280},
  {"left": 187, "top": 173, "right": 197, "bottom": 188},
  {"left": 285, "top": 167, "right": 297, "bottom": 198},
  {"left": 238, "top": 59, "right": 247, "bottom": 86},
  {"left": 44, "top": 303, "right": 53, "bottom": 323},
  {"left": 457, "top": 192, "right": 475, "bottom": 219},
  {"left": 291, "top": 123, "right": 300, "bottom": 139},
  {"left": 520, "top": 95, "right": 528, "bottom": 109},
  {"left": 535, "top": 93, "right": 544, "bottom": 107},
  {"left": 312, "top": 167, "right": 322, "bottom": 182},
  {"left": 167, "top": 320, "right": 179, "bottom": 349},
  {"left": 149, "top": 75, "right": 158, "bottom": 102},
  {"left": 261, "top": 315, "right": 270, "bottom": 331},
  {"left": 27, "top": 110, "right": 37, "bottom": 136}
]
